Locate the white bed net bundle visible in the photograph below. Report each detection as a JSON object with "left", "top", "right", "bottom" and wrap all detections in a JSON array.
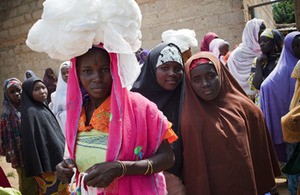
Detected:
[{"left": 26, "top": 0, "right": 142, "bottom": 87}]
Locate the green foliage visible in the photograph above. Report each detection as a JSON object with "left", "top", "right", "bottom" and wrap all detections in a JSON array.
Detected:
[
  {"left": 6, "top": 171, "right": 15, "bottom": 177},
  {"left": 272, "top": 0, "right": 295, "bottom": 24}
]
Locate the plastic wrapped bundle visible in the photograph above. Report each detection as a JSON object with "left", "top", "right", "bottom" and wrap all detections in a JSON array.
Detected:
[
  {"left": 161, "top": 29, "right": 198, "bottom": 53},
  {"left": 26, "top": 0, "right": 142, "bottom": 87}
]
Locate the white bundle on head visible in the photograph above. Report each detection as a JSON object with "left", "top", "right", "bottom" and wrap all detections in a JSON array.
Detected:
[
  {"left": 161, "top": 29, "right": 198, "bottom": 53},
  {"left": 26, "top": 0, "right": 142, "bottom": 87}
]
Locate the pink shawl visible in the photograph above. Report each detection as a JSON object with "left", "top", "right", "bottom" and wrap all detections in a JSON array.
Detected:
[{"left": 65, "top": 45, "right": 168, "bottom": 195}]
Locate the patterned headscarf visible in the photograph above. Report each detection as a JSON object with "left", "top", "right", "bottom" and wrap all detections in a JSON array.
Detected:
[
  {"left": 0, "top": 78, "right": 23, "bottom": 168},
  {"left": 260, "top": 28, "right": 273, "bottom": 38},
  {"left": 4, "top": 79, "right": 22, "bottom": 92},
  {"left": 156, "top": 46, "right": 183, "bottom": 68},
  {"left": 260, "top": 28, "right": 284, "bottom": 53},
  {"left": 190, "top": 58, "right": 214, "bottom": 70},
  {"left": 61, "top": 61, "right": 70, "bottom": 69}
]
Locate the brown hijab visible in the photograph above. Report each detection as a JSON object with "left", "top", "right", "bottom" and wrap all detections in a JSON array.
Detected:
[{"left": 181, "top": 52, "right": 281, "bottom": 195}]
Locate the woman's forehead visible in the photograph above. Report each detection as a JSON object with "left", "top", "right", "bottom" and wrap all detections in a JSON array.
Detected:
[{"left": 78, "top": 48, "right": 109, "bottom": 61}]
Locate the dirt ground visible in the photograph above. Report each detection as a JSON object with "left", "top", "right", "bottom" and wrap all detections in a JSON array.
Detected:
[
  {"left": 0, "top": 156, "right": 290, "bottom": 194},
  {"left": 276, "top": 178, "right": 289, "bottom": 195},
  {"left": 0, "top": 156, "right": 18, "bottom": 190}
]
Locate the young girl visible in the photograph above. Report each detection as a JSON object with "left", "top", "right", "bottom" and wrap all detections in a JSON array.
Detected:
[
  {"left": 248, "top": 29, "right": 284, "bottom": 106},
  {"left": 52, "top": 61, "right": 70, "bottom": 135},
  {"left": 0, "top": 78, "right": 36, "bottom": 194},
  {"left": 181, "top": 52, "right": 280, "bottom": 194},
  {"left": 132, "top": 42, "right": 185, "bottom": 194},
  {"left": 21, "top": 77, "right": 68, "bottom": 194}
]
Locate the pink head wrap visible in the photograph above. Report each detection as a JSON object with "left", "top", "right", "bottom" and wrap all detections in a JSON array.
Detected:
[{"left": 200, "top": 32, "right": 219, "bottom": 51}]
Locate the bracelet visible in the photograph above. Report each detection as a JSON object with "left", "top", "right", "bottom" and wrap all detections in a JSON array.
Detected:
[
  {"left": 144, "top": 159, "right": 150, "bottom": 175},
  {"left": 148, "top": 159, "right": 153, "bottom": 174},
  {"left": 144, "top": 159, "right": 153, "bottom": 175},
  {"left": 116, "top": 160, "right": 127, "bottom": 177}
]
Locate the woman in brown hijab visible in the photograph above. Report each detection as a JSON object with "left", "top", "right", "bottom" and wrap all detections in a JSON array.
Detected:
[{"left": 181, "top": 52, "right": 281, "bottom": 195}]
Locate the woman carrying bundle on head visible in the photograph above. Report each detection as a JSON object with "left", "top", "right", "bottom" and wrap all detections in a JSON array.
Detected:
[{"left": 26, "top": 0, "right": 177, "bottom": 194}]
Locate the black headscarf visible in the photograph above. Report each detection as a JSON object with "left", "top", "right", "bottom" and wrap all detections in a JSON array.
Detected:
[
  {"left": 21, "top": 77, "right": 65, "bottom": 177},
  {"left": 131, "top": 42, "right": 185, "bottom": 179}
]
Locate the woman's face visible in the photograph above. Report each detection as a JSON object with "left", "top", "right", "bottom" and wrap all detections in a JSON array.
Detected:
[
  {"left": 61, "top": 67, "right": 69, "bottom": 83},
  {"left": 32, "top": 81, "right": 48, "bottom": 103},
  {"left": 260, "top": 36, "right": 274, "bottom": 54},
  {"left": 292, "top": 35, "right": 300, "bottom": 59},
  {"left": 156, "top": 61, "right": 183, "bottom": 91},
  {"left": 46, "top": 69, "right": 54, "bottom": 77},
  {"left": 140, "top": 52, "right": 148, "bottom": 62},
  {"left": 219, "top": 43, "right": 229, "bottom": 56},
  {"left": 7, "top": 85, "right": 22, "bottom": 105},
  {"left": 26, "top": 72, "right": 32, "bottom": 79},
  {"left": 190, "top": 64, "right": 221, "bottom": 101},
  {"left": 135, "top": 50, "right": 141, "bottom": 61},
  {"left": 77, "top": 49, "right": 112, "bottom": 100}
]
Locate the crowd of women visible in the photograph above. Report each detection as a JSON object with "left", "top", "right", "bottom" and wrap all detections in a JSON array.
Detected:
[
  {"left": 0, "top": 63, "right": 71, "bottom": 194},
  {"left": 0, "top": 0, "right": 300, "bottom": 194}
]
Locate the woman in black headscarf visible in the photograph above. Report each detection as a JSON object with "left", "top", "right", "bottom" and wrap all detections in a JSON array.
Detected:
[
  {"left": 131, "top": 42, "right": 185, "bottom": 194},
  {"left": 21, "top": 77, "right": 68, "bottom": 194}
]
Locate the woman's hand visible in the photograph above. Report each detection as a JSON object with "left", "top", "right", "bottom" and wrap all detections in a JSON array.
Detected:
[
  {"left": 253, "top": 54, "right": 268, "bottom": 89},
  {"left": 49, "top": 74, "right": 55, "bottom": 78},
  {"left": 84, "top": 161, "right": 122, "bottom": 188},
  {"left": 55, "top": 158, "right": 75, "bottom": 184},
  {"left": 81, "top": 140, "right": 174, "bottom": 188}
]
